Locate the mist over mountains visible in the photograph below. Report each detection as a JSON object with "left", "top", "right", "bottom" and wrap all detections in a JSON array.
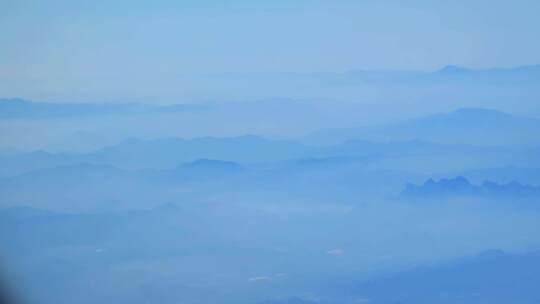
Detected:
[
  {"left": 3, "top": 0, "right": 540, "bottom": 301},
  {"left": 1, "top": 65, "right": 540, "bottom": 304},
  {"left": 2, "top": 107, "right": 539, "bottom": 174},
  {"left": 2, "top": 63, "right": 540, "bottom": 151},
  {"left": 1, "top": 106, "right": 539, "bottom": 217},
  {"left": 1, "top": 101, "right": 540, "bottom": 303}
]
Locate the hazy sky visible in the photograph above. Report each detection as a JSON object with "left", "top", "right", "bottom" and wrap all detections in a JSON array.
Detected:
[{"left": 2, "top": 0, "right": 540, "bottom": 101}]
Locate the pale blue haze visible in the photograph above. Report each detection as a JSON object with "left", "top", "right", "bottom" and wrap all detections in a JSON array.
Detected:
[{"left": 1, "top": 1, "right": 540, "bottom": 304}]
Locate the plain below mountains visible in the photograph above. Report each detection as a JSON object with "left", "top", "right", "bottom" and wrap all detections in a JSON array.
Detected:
[
  {"left": 253, "top": 249, "right": 540, "bottom": 304},
  {"left": 348, "top": 249, "right": 540, "bottom": 304}
]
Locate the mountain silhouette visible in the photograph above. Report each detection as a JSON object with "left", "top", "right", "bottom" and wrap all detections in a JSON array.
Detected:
[{"left": 401, "top": 176, "right": 540, "bottom": 199}]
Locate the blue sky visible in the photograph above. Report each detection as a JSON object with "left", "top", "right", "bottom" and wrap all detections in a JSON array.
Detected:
[{"left": 1, "top": 0, "right": 540, "bottom": 101}]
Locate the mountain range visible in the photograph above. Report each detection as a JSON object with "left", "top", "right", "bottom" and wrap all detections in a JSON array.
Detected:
[
  {"left": 401, "top": 176, "right": 540, "bottom": 200},
  {"left": 304, "top": 107, "right": 540, "bottom": 146},
  {"left": 1, "top": 134, "right": 539, "bottom": 179}
]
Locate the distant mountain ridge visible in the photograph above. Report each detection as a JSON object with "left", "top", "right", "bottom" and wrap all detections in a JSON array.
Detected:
[
  {"left": 1, "top": 132, "right": 539, "bottom": 179},
  {"left": 304, "top": 107, "right": 540, "bottom": 146},
  {"left": 401, "top": 176, "right": 540, "bottom": 199},
  {"left": 0, "top": 98, "right": 207, "bottom": 119},
  {"left": 331, "top": 64, "right": 540, "bottom": 83},
  {"left": 0, "top": 135, "right": 314, "bottom": 177}
]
